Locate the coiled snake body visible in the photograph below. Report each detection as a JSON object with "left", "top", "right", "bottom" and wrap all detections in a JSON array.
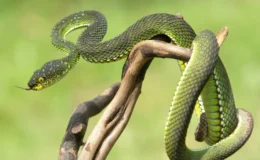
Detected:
[{"left": 24, "top": 11, "right": 253, "bottom": 159}]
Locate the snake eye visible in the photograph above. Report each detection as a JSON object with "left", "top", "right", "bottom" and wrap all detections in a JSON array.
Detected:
[{"left": 38, "top": 77, "right": 45, "bottom": 83}]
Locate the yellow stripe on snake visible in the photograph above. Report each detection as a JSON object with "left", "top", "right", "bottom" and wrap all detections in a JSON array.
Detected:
[{"left": 21, "top": 11, "right": 253, "bottom": 160}]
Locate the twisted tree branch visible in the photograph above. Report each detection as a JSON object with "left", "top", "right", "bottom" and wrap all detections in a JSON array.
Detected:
[{"left": 58, "top": 26, "right": 228, "bottom": 160}]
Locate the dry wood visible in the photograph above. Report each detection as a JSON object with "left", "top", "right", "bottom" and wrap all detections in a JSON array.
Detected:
[{"left": 59, "top": 26, "right": 228, "bottom": 160}]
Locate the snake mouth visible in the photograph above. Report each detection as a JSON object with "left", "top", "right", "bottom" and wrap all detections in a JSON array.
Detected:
[{"left": 15, "top": 86, "right": 32, "bottom": 91}]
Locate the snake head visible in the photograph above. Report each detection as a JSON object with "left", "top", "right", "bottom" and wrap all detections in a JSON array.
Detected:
[
  {"left": 25, "top": 58, "right": 72, "bottom": 91},
  {"left": 18, "top": 52, "right": 79, "bottom": 91},
  {"left": 26, "top": 60, "right": 62, "bottom": 91},
  {"left": 27, "top": 69, "right": 52, "bottom": 91}
]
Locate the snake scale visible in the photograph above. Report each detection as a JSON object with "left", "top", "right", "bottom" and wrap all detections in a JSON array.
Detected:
[{"left": 21, "top": 11, "right": 253, "bottom": 159}]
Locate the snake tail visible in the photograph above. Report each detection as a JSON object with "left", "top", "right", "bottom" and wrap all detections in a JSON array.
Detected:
[{"left": 194, "top": 112, "right": 208, "bottom": 142}]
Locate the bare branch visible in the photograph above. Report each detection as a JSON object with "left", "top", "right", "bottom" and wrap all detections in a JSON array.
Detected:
[
  {"left": 95, "top": 82, "right": 143, "bottom": 160},
  {"left": 58, "top": 82, "right": 120, "bottom": 160},
  {"left": 216, "top": 27, "right": 228, "bottom": 45}
]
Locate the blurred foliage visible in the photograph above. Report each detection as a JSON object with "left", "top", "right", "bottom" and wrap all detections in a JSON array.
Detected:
[{"left": 0, "top": 0, "right": 259, "bottom": 159}]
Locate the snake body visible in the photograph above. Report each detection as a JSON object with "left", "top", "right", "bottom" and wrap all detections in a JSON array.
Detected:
[
  {"left": 164, "top": 30, "right": 252, "bottom": 159},
  {"left": 27, "top": 11, "right": 195, "bottom": 90},
  {"left": 25, "top": 11, "right": 253, "bottom": 159}
]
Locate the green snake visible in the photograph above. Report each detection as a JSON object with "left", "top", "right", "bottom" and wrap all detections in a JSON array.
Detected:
[{"left": 21, "top": 11, "right": 253, "bottom": 159}]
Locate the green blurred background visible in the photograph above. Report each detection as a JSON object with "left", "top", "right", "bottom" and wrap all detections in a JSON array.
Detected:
[{"left": 1, "top": 0, "right": 259, "bottom": 159}]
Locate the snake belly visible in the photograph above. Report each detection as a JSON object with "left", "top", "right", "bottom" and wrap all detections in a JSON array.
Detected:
[{"left": 179, "top": 58, "right": 238, "bottom": 145}]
